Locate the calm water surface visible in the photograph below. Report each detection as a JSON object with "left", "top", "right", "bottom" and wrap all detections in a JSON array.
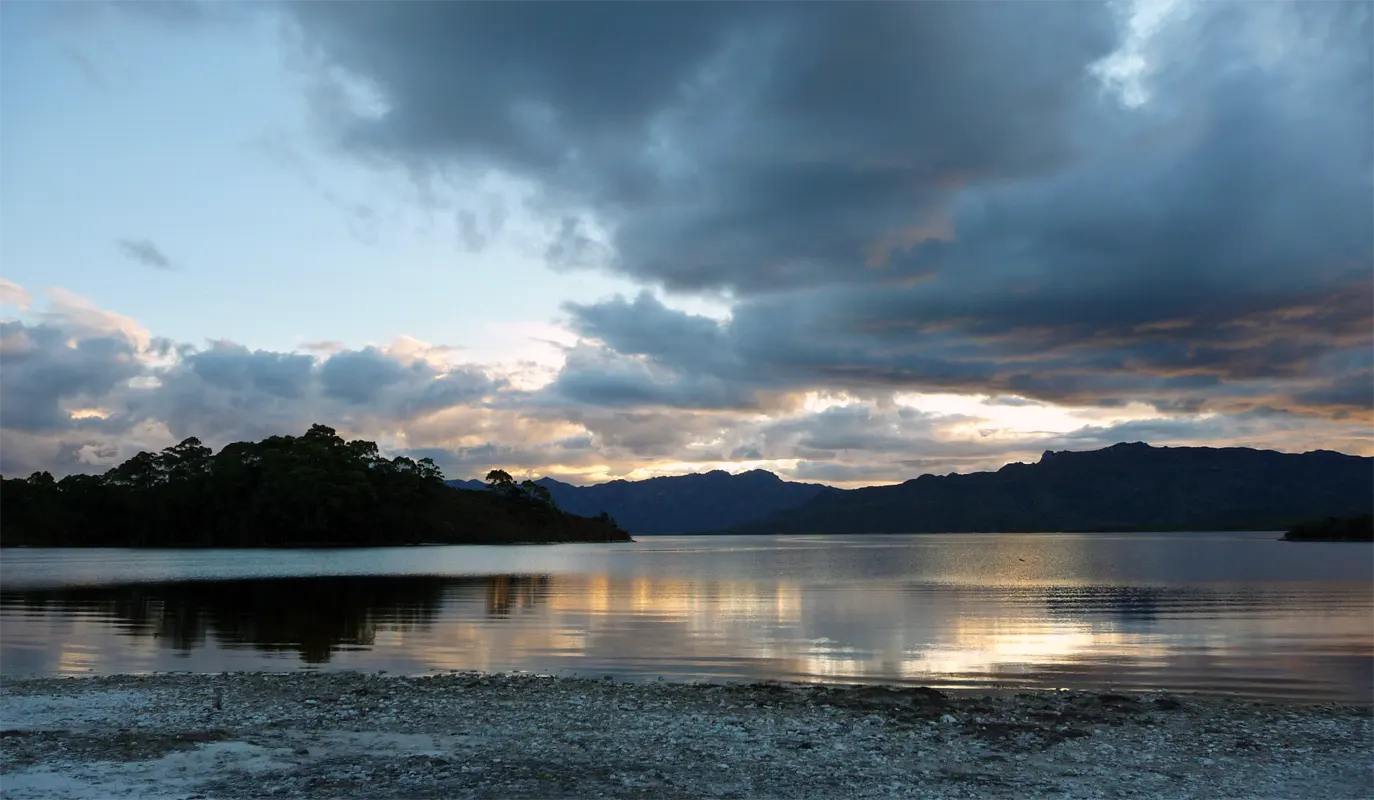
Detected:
[{"left": 2, "top": 533, "right": 1371, "bottom": 701}]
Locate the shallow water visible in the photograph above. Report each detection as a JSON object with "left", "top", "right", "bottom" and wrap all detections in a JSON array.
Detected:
[{"left": 2, "top": 532, "right": 1371, "bottom": 701}]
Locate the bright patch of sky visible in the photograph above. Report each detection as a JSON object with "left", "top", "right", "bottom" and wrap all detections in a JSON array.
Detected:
[
  {"left": 895, "top": 393, "right": 1166, "bottom": 436},
  {"left": 1091, "top": 0, "right": 1190, "bottom": 108},
  {"left": 785, "top": 390, "right": 1167, "bottom": 441}
]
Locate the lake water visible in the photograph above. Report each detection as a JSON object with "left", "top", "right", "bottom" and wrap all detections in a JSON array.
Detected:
[{"left": 2, "top": 533, "right": 1371, "bottom": 702}]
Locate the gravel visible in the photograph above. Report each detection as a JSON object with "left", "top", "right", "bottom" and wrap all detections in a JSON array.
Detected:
[{"left": 2, "top": 672, "right": 1371, "bottom": 799}]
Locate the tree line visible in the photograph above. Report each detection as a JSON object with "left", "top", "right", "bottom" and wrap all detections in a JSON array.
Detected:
[
  {"left": 1, "top": 425, "right": 630, "bottom": 547},
  {"left": 483, "top": 469, "right": 556, "bottom": 506}
]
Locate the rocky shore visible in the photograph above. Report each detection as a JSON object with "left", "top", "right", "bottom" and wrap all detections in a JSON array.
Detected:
[{"left": 2, "top": 672, "right": 1371, "bottom": 799}]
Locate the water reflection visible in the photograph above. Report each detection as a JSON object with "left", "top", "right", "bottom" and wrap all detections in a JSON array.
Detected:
[
  {"left": 1, "top": 576, "right": 550, "bottom": 664},
  {"left": 1044, "top": 585, "right": 1166, "bottom": 621},
  {"left": 486, "top": 575, "right": 552, "bottom": 617},
  {"left": 2, "top": 534, "right": 1370, "bottom": 702}
]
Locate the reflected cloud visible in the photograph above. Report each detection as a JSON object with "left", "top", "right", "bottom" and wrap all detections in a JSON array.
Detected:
[{"left": 3, "top": 571, "right": 1370, "bottom": 701}]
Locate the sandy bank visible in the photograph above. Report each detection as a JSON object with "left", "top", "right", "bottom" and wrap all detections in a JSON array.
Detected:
[{"left": 2, "top": 672, "right": 1370, "bottom": 799}]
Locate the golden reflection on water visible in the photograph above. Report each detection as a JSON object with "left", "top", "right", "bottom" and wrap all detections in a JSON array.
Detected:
[
  {"left": 369, "top": 574, "right": 1371, "bottom": 698},
  {"left": 3, "top": 537, "right": 1371, "bottom": 701},
  {"left": 56, "top": 643, "right": 99, "bottom": 676}
]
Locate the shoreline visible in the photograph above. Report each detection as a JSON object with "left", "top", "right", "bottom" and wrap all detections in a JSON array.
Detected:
[
  {"left": 0, "top": 538, "right": 636, "bottom": 549},
  {"left": 3, "top": 672, "right": 1370, "bottom": 799}
]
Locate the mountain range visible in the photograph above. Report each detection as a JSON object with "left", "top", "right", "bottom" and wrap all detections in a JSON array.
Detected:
[
  {"left": 449, "top": 442, "right": 1373, "bottom": 535},
  {"left": 448, "top": 470, "right": 832, "bottom": 534}
]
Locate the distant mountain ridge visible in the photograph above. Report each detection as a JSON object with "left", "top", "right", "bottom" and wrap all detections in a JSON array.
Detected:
[
  {"left": 447, "top": 469, "right": 833, "bottom": 534},
  {"left": 453, "top": 442, "right": 1373, "bottom": 535},
  {"left": 738, "top": 442, "right": 1373, "bottom": 534}
]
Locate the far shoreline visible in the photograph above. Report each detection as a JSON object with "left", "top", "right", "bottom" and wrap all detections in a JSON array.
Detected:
[
  {"left": 0, "top": 538, "right": 636, "bottom": 549},
  {"left": 1281, "top": 515, "right": 1374, "bottom": 543},
  {"left": 0, "top": 529, "right": 1303, "bottom": 548}
]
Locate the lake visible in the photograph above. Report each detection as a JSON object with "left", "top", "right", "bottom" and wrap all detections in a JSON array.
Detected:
[{"left": 2, "top": 533, "right": 1371, "bottom": 702}]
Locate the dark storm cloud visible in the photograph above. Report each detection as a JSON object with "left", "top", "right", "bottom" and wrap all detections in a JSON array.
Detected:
[
  {"left": 115, "top": 238, "right": 173, "bottom": 270},
  {"left": 563, "top": 293, "right": 735, "bottom": 374},
  {"left": 1294, "top": 372, "right": 1374, "bottom": 419},
  {"left": 287, "top": 1, "right": 1119, "bottom": 291},
  {"left": 285, "top": 1, "right": 1373, "bottom": 421},
  {"left": 553, "top": 293, "right": 985, "bottom": 411},
  {"left": 542, "top": 341, "right": 754, "bottom": 411},
  {"left": 554, "top": 273, "right": 1370, "bottom": 417},
  {"left": 11, "top": 2, "right": 1371, "bottom": 481}
]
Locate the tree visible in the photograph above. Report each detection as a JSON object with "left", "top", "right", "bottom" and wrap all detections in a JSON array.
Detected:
[
  {"left": 106, "top": 451, "right": 164, "bottom": 490},
  {"left": 0, "top": 425, "right": 631, "bottom": 547},
  {"left": 520, "top": 479, "right": 556, "bottom": 508},
  {"left": 26, "top": 471, "right": 57, "bottom": 488},
  {"left": 158, "top": 438, "right": 212, "bottom": 478}
]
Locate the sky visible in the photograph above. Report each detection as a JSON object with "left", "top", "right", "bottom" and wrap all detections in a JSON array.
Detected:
[{"left": 1, "top": 0, "right": 1370, "bottom": 487}]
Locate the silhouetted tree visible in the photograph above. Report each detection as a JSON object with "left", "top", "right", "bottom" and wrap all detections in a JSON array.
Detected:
[
  {"left": 1, "top": 426, "right": 630, "bottom": 548},
  {"left": 520, "top": 479, "right": 557, "bottom": 508}
]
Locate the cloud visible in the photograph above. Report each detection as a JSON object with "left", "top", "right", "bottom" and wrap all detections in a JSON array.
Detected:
[
  {"left": 185, "top": 342, "right": 315, "bottom": 399},
  {"left": 115, "top": 238, "right": 174, "bottom": 269},
  {"left": 1293, "top": 371, "right": 1374, "bottom": 420},
  {"left": 0, "top": 277, "right": 32, "bottom": 311},
  {"left": 6, "top": 4, "right": 1372, "bottom": 484},
  {"left": 1, "top": 286, "right": 1368, "bottom": 484},
  {"left": 285, "top": 2, "right": 1119, "bottom": 289},
  {"left": 298, "top": 340, "right": 347, "bottom": 355},
  {"left": 0, "top": 320, "right": 144, "bottom": 433},
  {"left": 761, "top": 403, "right": 1374, "bottom": 487},
  {"left": 277, "top": 1, "right": 1371, "bottom": 427},
  {"left": 759, "top": 405, "right": 962, "bottom": 457},
  {"left": 319, "top": 347, "right": 409, "bottom": 404},
  {"left": 561, "top": 408, "right": 743, "bottom": 461},
  {"left": 541, "top": 342, "right": 753, "bottom": 411},
  {"left": 40, "top": 287, "right": 153, "bottom": 352},
  {"left": 130, "top": 340, "right": 501, "bottom": 445},
  {"left": 0, "top": 291, "right": 509, "bottom": 474}
]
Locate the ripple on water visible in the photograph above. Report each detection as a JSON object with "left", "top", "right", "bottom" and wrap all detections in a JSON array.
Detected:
[{"left": 1, "top": 534, "right": 1370, "bottom": 701}]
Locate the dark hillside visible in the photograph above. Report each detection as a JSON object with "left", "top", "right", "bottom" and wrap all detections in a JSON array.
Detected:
[
  {"left": 450, "top": 469, "right": 833, "bottom": 534},
  {"left": 738, "top": 443, "right": 1373, "bottom": 534}
]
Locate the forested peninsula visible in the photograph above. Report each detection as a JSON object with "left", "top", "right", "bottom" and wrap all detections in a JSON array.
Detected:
[
  {"left": 1281, "top": 515, "right": 1374, "bottom": 542},
  {"left": 0, "top": 425, "right": 630, "bottom": 547}
]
